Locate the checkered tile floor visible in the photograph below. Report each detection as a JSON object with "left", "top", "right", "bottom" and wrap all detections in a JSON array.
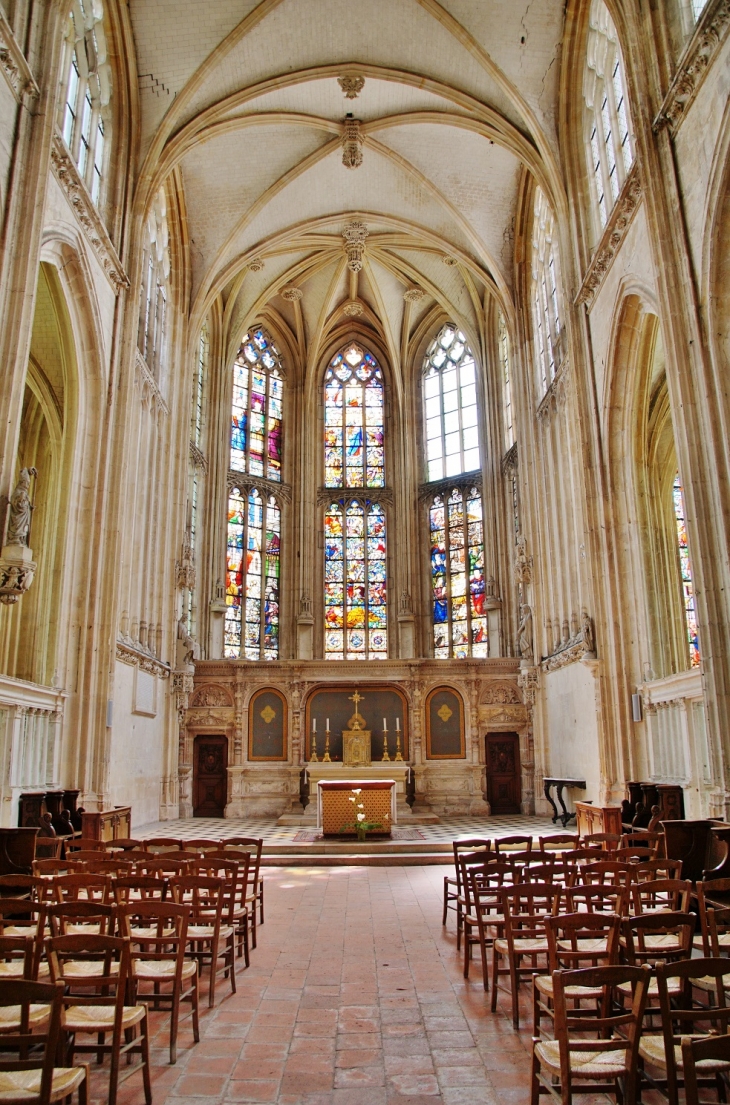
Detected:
[{"left": 134, "top": 813, "right": 557, "bottom": 845}]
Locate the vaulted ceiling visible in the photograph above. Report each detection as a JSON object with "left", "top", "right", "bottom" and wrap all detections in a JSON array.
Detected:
[{"left": 129, "top": 0, "right": 566, "bottom": 361}]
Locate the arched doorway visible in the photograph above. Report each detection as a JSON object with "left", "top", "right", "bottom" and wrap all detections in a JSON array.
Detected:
[{"left": 193, "top": 734, "right": 228, "bottom": 817}]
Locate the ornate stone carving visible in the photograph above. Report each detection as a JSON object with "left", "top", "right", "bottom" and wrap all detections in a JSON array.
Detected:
[
  {"left": 479, "top": 704, "right": 527, "bottom": 726},
  {"left": 176, "top": 540, "right": 195, "bottom": 591},
  {"left": 541, "top": 614, "right": 596, "bottom": 672},
  {"left": 0, "top": 11, "right": 38, "bottom": 101},
  {"left": 536, "top": 361, "right": 570, "bottom": 422},
  {"left": 403, "top": 287, "right": 425, "bottom": 303},
  {"left": 226, "top": 470, "right": 292, "bottom": 504},
  {"left": 192, "top": 684, "right": 232, "bottom": 708},
  {"left": 248, "top": 257, "right": 265, "bottom": 272},
  {"left": 342, "top": 116, "right": 363, "bottom": 169},
  {"left": 482, "top": 682, "right": 522, "bottom": 705},
  {"left": 518, "top": 604, "right": 533, "bottom": 660},
  {"left": 582, "top": 612, "right": 596, "bottom": 658},
  {"left": 172, "top": 670, "right": 194, "bottom": 724},
  {"left": 442, "top": 255, "right": 458, "bottom": 266},
  {"left": 502, "top": 442, "right": 518, "bottom": 478},
  {"left": 399, "top": 590, "right": 413, "bottom": 615},
  {"left": 0, "top": 550, "right": 36, "bottom": 604},
  {"left": 342, "top": 221, "right": 368, "bottom": 272},
  {"left": 115, "top": 639, "right": 170, "bottom": 679},
  {"left": 342, "top": 300, "right": 363, "bottom": 317},
  {"left": 317, "top": 485, "right": 394, "bottom": 507},
  {"left": 513, "top": 533, "right": 532, "bottom": 585},
  {"left": 176, "top": 617, "right": 195, "bottom": 666},
  {"left": 6, "top": 467, "right": 36, "bottom": 546},
  {"left": 189, "top": 441, "right": 207, "bottom": 471},
  {"left": 654, "top": 2, "right": 730, "bottom": 133},
  {"left": 135, "top": 350, "right": 168, "bottom": 415},
  {"left": 575, "top": 166, "right": 642, "bottom": 307},
  {"left": 418, "top": 472, "right": 484, "bottom": 501},
  {"left": 298, "top": 592, "right": 312, "bottom": 617},
  {"left": 338, "top": 74, "right": 365, "bottom": 99},
  {"left": 281, "top": 285, "right": 303, "bottom": 301},
  {"left": 517, "top": 666, "right": 539, "bottom": 706},
  {"left": 50, "top": 134, "right": 129, "bottom": 294},
  {"left": 186, "top": 709, "right": 230, "bottom": 727}
]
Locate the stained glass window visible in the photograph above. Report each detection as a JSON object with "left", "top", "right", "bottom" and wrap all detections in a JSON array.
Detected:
[
  {"left": 423, "top": 325, "right": 480, "bottom": 482},
  {"left": 324, "top": 344, "right": 384, "bottom": 488},
  {"left": 230, "top": 328, "right": 283, "bottom": 481},
  {"left": 673, "top": 474, "right": 700, "bottom": 669},
  {"left": 225, "top": 486, "right": 280, "bottom": 660},
  {"left": 430, "top": 487, "right": 487, "bottom": 659},
  {"left": 324, "top": 499, "right": 387, "bottom": 660}
]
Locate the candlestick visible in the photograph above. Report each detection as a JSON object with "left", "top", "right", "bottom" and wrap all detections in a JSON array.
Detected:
[
  {"left": 394, "top": 728, "right": 403, "bottom": 761},
  {"left": 382, "top": 719, "right": 390, "bottom": 762},
  {"left": 396, "top": 718, "right": 400, "bottom": 731},
  {"left": 323, "top": 720, "right": 331, "bottom": 762},
  {"left": 310, "top": 725, "right": 318, "bottom": 762},
  {"left": 312, "top": 718, "right": 316, "bottom": 732}
]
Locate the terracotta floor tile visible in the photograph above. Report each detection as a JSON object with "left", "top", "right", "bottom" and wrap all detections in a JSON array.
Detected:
[
  {"left": 225, "top": 1079, "right": 281, "bottom": 1102},
  {"left": 233, "top": 1059, "right": 287, "bottom": 1080},
  {"left": 333, "top": 1065, "right": 386, "bottom": 1088},
  {"left": 174, "top": 1072, "right": 229, "bottom": 1096},
  {"left": 387, "top": 1074, "right": 441, "bottom": 1096},
  {"left": 334, "top": 1048, "right": 383, "bottom": 1068}
]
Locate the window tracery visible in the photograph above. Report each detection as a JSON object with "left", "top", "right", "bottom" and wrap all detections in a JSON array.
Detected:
[
  {"left": 531, "top": 188, "right": 564, "bottom": 394},
  {"left": 137, "top": 189, "right": 169, "bottom": 381},
  {"left": 673, "top": 473, "right": 700, "bottom": 668},
  {"left": 60, "top": 0, "right": 111, "bottom": 206},
  {"left": 423, "top": 324, "right": 480, "bottom": 482},
  {"left": 584, "top": 0, "right": 634, "bottom": 232},
  {"left": 324, "top": 343, "right": 384, "bottom": 489},
  {"left": 499, "top": 313, "right": 514, "bottom": 452},
  {"left": 230, "top": 328, "right": 283, "bottom": 482},
  {"left": 225, "top": 486, "right": 281, "bottom": 660},
  {"left": 186, "top": 325, "right": 208, "bottom": 633},
  {"left": 324, "top": 498, "right": 387, "bottom": 661}
]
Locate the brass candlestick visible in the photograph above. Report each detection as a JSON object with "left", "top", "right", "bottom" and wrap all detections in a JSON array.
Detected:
[
  {"left": 310, "top": 727, "right": 318, "bottom": 762},
  {"left": 382, "top": 724, "right": 391, "bottom": 761},
  {"left": 394, "top": 729, "right": 403, "bottom": 762},
  {"left": 322, "top": 724, "right": 332, "bottom": 762}
]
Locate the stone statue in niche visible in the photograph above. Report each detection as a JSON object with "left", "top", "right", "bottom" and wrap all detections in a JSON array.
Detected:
[
  {"left": 176, "top": 617, "right": 195, "bottom": 667},
  {"left": 514, "top": 533, "right": 533, "bottom": 584},
  {"left": 581, "top": 612, "right": 596, "bottom": 657},
  {"left": 6, "top": 467, "right": 37, "bottom": 546},
  {"left": 518, "top": 604, "right": 533, "bottom": 660}
]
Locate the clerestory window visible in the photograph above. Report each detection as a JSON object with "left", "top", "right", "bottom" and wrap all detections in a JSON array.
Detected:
[
  {"left": 423, "top": 325, "right": 480, "bottom": 482},
  {"left": 531, "top": 188, "right": 564, "bottom": 395},
  {"left": 137, "top": 188, "right": 169, "bottom": 382},
  {"left": 60, "top": 0, "right": 111, "bottom": 207},
  {"left": 230, "top": 328, "right": 283, "bottom": 481},
  {"left": 673, "top": 473, "right": 700, "bottom": 669}
]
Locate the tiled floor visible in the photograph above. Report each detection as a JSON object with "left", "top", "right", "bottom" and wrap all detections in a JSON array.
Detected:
[
  {"left": 134, "top": 814, "right": 557, "bottom": 848},
  {"left": 107, "top": 864, "right": 552, "bottom": 1105}
]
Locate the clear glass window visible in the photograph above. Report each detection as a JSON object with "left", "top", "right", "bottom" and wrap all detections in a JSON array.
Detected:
[
  {"left": 673, "top": 474, "right": 700, "bottom": 668},
  {"left": 423, "top": 325, "right": 480, "bottom": 482}
]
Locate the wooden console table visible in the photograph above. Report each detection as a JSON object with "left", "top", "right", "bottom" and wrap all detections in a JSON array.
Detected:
[
  {"left": 81, "top": 806, "right": 131, "bottom": 842},
  {"left": 543, "top": 778, "right": 586, "bottom": 826}
]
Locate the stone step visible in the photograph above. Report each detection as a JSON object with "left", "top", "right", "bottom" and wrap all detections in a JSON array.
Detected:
[
  {"left": 263, "top": 839, "right": 453, "bottom": 855},
  {"left": 261, "top": 851, "right": 453, "bottom": 867}
]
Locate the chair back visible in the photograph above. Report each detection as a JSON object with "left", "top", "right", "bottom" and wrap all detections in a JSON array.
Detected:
[
  {"left": 551, "top": 965, "right": 650, "bottom": 1094},
  {"left": 0, "top": 977, "right": 65, "bottom": 1101},
  {"left": 538, "top": 833, "right": 579, "bottom": 852},
  {"left": 562, "top": 883, "right": 630, "bottom": 917},
  {"left": 186, "top": 839, "right": 225, "bottom": 853},
  {"left": 31, "top": 858, "right": 83, "bottom": 877},
  {"left": 117, "top": 900, "right": 191, "bottom": 979},
  {"left": 144, "top": 837, "right": 184, "bottom": 854},
  {"left": 705, "top": 905, "right": 730, "bottom": 960},
  {"left": 111, "top": 876, "right": 168, "bottom": 904},
  {"left": 44, "top": 900, "right": 115, "bottom": 938},
  {"left": 653, "top": 958, "right": 730, "bottom": 1104},
  {"left": 171, "top": 875, "right": 224, "bottom": 923},
  {"left": 494, "top": 834, "right": 532, "bottom": 855},
  {"left": 451, "top": 839, "right": 490, "bottom": 889},
  {"left": 681, "top": 1033, "right": 730, "bottom": 1105},
  {"left": 621, "top": 829, "right": 663, "bottom": 853},
  {"left": 106, "top": 838, "right": 144, "bottom": 852},
  {"left": 633, "top": 857, "right": 683, "bottom": 880},
  {"left": 545, "top": 911, "right": 622, "bottom": 972},
  {"left": 219, "top": 838, "right": 263, "bottom": 892},
  {"left": 500, "top": 883, "right": 561, "bottom": 946},
  {"left": 82, "top": 858, "right": 134, "bottom": 876},
  {"left": 580, "top": 860, "right": 636, "bottom": 887},
  {"left": 46, "top": 932, "right": 131, "bottom": 1022},
  {"left": 0, "top": 874, "right": 53, "bottom": 902},
  {"left": 696, "top": 878, "right": 730, "bottom": 954},
  {"left": 190, "top": 858, "right": 241, "bottom": 922},
  {"left": 132, "top": 856, "right": 192, "bottom": 878},
  {"left": 50, "top": 873, "right": 110, "bottom": 904},
  {"left": 631, "top": 878, "right": 692, "bottom": 915},
  {"left": 583, "top": 832, "right": 621, "bottom": 851},
  {"left": 65, "top": 837, "right": 106, "bottom": 853},
  {"left": 621, "top": 910, "right": 695, "bottom": 967},
  {"left": 202, "top": 851, "right": 251, "bottom": 913},
  {"left": 563, "top": 847, "right": 604, "bottom": 864}
]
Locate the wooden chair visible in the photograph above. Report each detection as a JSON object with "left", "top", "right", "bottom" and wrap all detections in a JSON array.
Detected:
[
  {"left": 443, "top": 838, "right": 490, "bottom": 926},
  {"left": 33, "top": 838, "right": 63, "bottom": 862},
  {"left": 456, "top": 852, "right": 499, "bottom": 950},
  {"left": 494, "top": 834, "right": 533, "bottom": 855},
  {"left": 630, "top": 878, "right": 692, "bottom": 916},
  {"left": 562, "top": 847, "right": 605, "bottom": 864},
  {"left": 634, "top": 858, "right": 683, "bottom": 881},
  {"left": 131, "top": 856, "right": 191, "bottom": 879},
  {"left": 111, "top": 876, "right": 168, "bottom": 905},
  {"left": 621, "top": 829, "right": 663, "bottom": 854},
  {"left": 538, "top": 833, "right": 579, "bottom": 852},
  {"left": 562, "top": 883, "right": 630, "bottom": 917},
  {"left": 640, "top": 958, "right": 730, "bottom": 1105},
  {"left": 50, "top": 874, "right": 111, "bottom": 906},
  {"left": 220, "top": 839, "right": 264, "bottom": 946},
  {"left": 533, "top": 911, "right": 622, "bottom": 1038},
  {"left": 491, "top": 882, "right": 561, "bottom": 1028},
  {"left": 696, "top": 878, "right": 730, "bottom": 955},
  {"left": 0, "top": 978, "right": 88, "bottom": 1103},
  {"left": 0, "top": 875, "right": 54, "bottom": 903},
  {"left": 66, "top": 851, "right": 119, "bottom": 866},
  {"left": 583, "top": 832, "right": 621, "bottom": 852},
  {"left": 64, "top": 839, "right": 105, "bottom": 854},
  {"left": 143, "top": 838, "right": 183, "bottom": 854},
  {"left": 0, "top": 934, "right": 37, "bottom": 982},
  {"left": 186, "top": 839, "right": 225, "bottom": 854},
  {"left": 171, "top": 875, "right": 236, "bottom": 1007},
  {"left": 580, "top": 860, "right": 636, "bottom": 888},
  {"left": 118, "top": 901, "right": 199, "bottom": 1064},
  {"left": 31, "top": 859, "right": 82, "bottom": 877},
  {"left": 44, "top": 901, "right": 115, "bottom": 940},
  {"left": 681, "top": 1033, "right": 730, "bottom": 1105},
  {"left": 205, "top": 851, "right": 251, "bottom": 964},
  {"left": 105, "top": 839, "right": 144, "bottom": 852},
  {"left": 0, "top": 900, "right": 48, "bottom": 982},
  {"left": 531, "top": 964, "right": 650, "bottom": 1105},
  {"left": 463, "top": 862, "right": 511, "bottom": 988},
  {"left": 46, "top": 933, "right": 151, "bottom": 1105},
  {"left": 522, "top": 861, "right": 574, "bottom": 888}
]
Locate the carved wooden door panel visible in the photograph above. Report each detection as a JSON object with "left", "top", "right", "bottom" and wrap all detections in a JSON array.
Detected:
[
  {"left": 486, "top": 732, "right": 521, "bottom": 814},
  {"left": 193, "top": 736, "right": 228, "bottom": 817}
]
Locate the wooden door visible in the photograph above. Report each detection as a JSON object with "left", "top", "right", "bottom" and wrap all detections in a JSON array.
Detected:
[
  {"left": 193, "top": 735, "right": 228, "bottom": 817},
  {"left": 486, "top": 732, "right": 521, "bottom": 814}
]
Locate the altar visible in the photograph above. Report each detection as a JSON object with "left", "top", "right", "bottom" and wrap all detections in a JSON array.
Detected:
[{"left": 317, "top": 779, "right": 397, "bottom": 835}]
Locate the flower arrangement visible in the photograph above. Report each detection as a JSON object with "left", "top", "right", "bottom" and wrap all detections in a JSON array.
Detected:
[{"left": 339, "top": 787, "right": 390, "bottom": 842}]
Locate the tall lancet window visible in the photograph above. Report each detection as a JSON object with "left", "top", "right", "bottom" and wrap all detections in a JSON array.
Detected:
[
  {"left": 323, "top": 342, "right": 387, "bottom": 659},
  {"left": 225, "top": 327, "right": 283, "bottom": 659},
  {"left": 59, "top": 0, "right": 111, "bottom": 206},
  {"left": 423, "top": 324, "right": 487, "bottom": 659},
  {"left": 531, "top": 188, "right": 564, "bottom": 394},
  {"left": 584, "top": 0, "right": 634, "bottom": 232},
  {"left": 673, "top": 473, "right": 700, "bottom": 669}
]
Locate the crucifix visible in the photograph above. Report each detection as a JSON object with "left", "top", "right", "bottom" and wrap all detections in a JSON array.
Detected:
[
  {"left": 348, "top": 689, "right": 365, "bottom": 731},
  {"left": 349, "top": 690, "right": 363, "bottom": 710}
]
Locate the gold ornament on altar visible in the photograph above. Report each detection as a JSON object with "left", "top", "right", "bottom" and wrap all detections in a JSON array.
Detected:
[{"left": 343, "top": 690, "right": 372, "bottom": 766}]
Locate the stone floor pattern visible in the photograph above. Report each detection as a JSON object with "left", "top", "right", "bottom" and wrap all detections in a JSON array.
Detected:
[{"left": 108, "top": 863, "right": 556, "bottom": 1105}]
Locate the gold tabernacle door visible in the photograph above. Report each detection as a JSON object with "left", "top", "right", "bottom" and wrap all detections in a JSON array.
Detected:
[{"left": 342, "top": 703, "right": 371, "bottom": 766}]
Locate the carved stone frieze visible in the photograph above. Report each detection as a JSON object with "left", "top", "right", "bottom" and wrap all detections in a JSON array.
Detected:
[
  {"left": 342, "top": 116, "right": 363, "bottom": 169},
  {"left": 542, "top": 612, "right": 596, "bottom": 671},
  {"left": 342, "top": 221, "right": 368, "bottom": 272},
  {"left": 50, "top": 134, "right": 129, "bottom": 294},
  {"left": 115, "top": 638, "right": 170, "bottom": 679},
  {"left": 542, "top": 641, "right": 586, "bottom": 672},
  {"left": 478, "top": 704, "right": 528, "bottom": 726},
  {"left": 418, "top": 472, "right": 484, "bottom": 502},
  {"left": 517, "top": 666, "right": 539, "bottom": 706},
  {"left": 338, "top": 74, "right": 365, "bottom": 99},
  {"left": 654, "top": 1, "right": 730, "bottom": 133},
  {"left": 186, "top": 709, "right": 232, "bottom": 727},
  {"left": 227, "top": 470, "right": 292, "bottom": 504},
  {"left": 481, "top": 682, "right": 522, "bottom": 705},
  {"left": 191, "top": 684, "right": 233, "bottom": 708},
  {"left": 0, "top": 11, "right": 38, "bottom": 101},
  {"left": 575, "top": 166, "right": 642, "bottom": 307}
]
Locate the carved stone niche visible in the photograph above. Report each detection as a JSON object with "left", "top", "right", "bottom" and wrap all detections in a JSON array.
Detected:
[{"left": 191, "top": 684, "right": 233, "bottom": 708}]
